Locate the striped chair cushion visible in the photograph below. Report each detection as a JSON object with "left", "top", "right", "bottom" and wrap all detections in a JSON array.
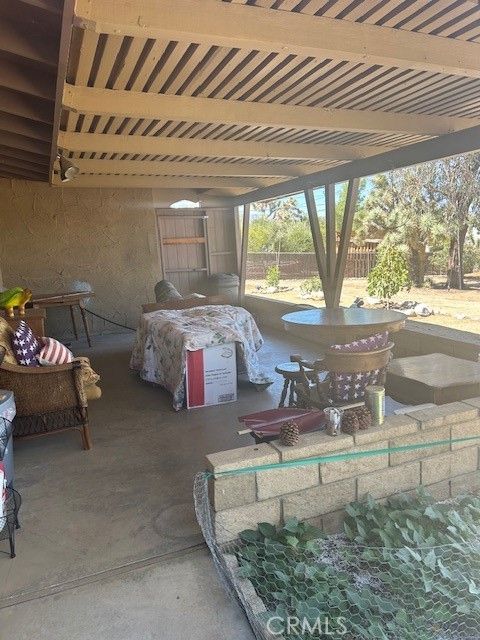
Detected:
[{"left": 38, "top": 337, "right": 73, "bottom": 366}]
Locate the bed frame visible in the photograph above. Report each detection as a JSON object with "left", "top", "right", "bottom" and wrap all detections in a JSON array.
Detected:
[{"left": 141, "top": 294, "right": 229, "bottom": 314}]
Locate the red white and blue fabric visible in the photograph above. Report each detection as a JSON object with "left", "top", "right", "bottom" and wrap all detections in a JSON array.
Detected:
[
  {"left": 329, "top": 332, "right": 389, "bottom": 402},
  {"left": 331, "top": 331, "right": 389, "bottom": 353},
  {"left": 37, "top": 337, "right": 73, "bottom": 366},
  {"left": 10, "top": 320, "right": 41, "bottom": 367}
]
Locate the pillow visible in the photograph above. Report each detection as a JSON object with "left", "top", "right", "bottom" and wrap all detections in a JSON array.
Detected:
[
  {"left": 330, "top": 367, "right": 385, "bottom": 402},
  {"left": 331, "top": 331, "right": 389, "bottom": 353},
  {"left": 0, "top": 318, "right": 17, "bottom": 365},
  {"left": 38, "top": 337, "right": 74, "bottom": 366},
  {"left": 10, "top": 320, "right": 41, "bottom": 366}
]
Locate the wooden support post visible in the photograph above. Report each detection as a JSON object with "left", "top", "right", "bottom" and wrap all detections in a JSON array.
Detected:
[
  {"left": 238, "top": 204, "right": 250, "bottom": 305},
  {"left": 333, "top": 178, "right": 360, "bottom": 307},
  {"left": 325, "top": 182, "right": 336, "bottom": 284},
  {"left": 304, "top": 188, "right": 333, "bottom": 306}
]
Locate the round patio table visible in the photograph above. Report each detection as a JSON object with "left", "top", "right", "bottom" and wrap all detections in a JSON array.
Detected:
[{"left": 282, "top": 307, "right": 406, "bottom": 344}]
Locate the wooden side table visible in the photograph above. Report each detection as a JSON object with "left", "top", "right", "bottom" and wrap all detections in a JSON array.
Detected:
[
  {"left": 1, "top": 308, "right": 46, "bottom": 337},
  {"left": 32, "top": 291, "right": 94, "bottom": 346}
]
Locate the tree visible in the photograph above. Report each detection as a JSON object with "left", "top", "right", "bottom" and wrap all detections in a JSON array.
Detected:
[
  {"left": 430, "top": 154, "right": 480, "bottom": 289},
  {"left": 367, "top": 246, "right": 411, "bottom": 308},
  {"left": 355, "top": 155, "right": 480, "bottom": 288},
  {"left": 248, "top": 216, "right": 275, "bottom": 252},
  {"left": 255, "top": 196, "right": 304, "bottom": 265}
]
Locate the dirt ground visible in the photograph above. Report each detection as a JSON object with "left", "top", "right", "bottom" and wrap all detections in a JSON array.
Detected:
[{"left": 246, "top": 274, "right": 480, "bottom": 335}]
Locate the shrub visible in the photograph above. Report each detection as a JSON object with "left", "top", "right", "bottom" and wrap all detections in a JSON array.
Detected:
[
  {"left": 265, "top": 265, "right": 280, "bottom": 288},
  {"left": 299, "top": 276, "right": 322, "bottom": 295},
  {"left": 367, "top": 246, "right": 411, "bottom": 307}
]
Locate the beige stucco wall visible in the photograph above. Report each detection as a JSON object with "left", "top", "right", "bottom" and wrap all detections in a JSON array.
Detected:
[{"left": 0, "top": 178, "right": 160, "bottom": 338}]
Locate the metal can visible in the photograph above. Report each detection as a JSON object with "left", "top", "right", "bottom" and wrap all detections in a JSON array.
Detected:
[
  {"left": 324, "top": 407, "right": 342, "bottom": 436},
  {"left": 365, "top": 385, "right": 385, "bottom": 425}
]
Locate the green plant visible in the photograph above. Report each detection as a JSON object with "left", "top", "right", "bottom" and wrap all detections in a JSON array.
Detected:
[
  {"left": 265, "top": 264, "right": 280, "bottom": 288},
  {"left": 367, "top": 246, "right": 411, "bottom": 307},
  {"left": 299, "top": 276, "right": 322, "bottom": 295},
  {"left": 235, "top": 490, "right": 480, "bottom": 639}
]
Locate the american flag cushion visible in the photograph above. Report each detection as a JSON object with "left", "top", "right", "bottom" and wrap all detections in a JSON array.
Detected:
[
  {"left": 10, "top": 320, "right": 41, "bottom": 367},
  {"left": 37, "top": 337, "right": 73, "bottom": 366},
  {"left": 331, "top": 331, "right": 389, "bottom": 353},
  {"left": 328, "top": 332, "right": 389, "bottom": 402}
]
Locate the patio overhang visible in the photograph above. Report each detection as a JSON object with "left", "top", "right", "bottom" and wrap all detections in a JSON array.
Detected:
[{"left": 3, "top": 0, "right": 480, "bottom": 307}]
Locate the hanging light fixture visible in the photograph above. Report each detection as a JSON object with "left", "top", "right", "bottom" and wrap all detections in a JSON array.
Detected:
[{"left": 57, "top": 153, "right": 79, "bottom": 182}]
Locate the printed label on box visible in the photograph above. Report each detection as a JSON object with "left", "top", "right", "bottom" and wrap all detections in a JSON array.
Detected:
[{"left": 186, "top": 343, "right": 237, "bottom": 409}]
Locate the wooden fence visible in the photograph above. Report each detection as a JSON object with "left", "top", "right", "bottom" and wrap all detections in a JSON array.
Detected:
[{"left": 247, "top": 247, "right": 377, "bottom": 280}]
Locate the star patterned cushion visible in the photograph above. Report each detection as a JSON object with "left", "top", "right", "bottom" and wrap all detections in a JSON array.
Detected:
[
  {"left": 330, "top": 366, "right": 386, "bottom": 402},
  {"left": 328, "top": 332, "right": 389, "bottom": 402},
  {"left": 10, "top": 320, "right": 41, "bottom": 367},
  {"left": 331, "top": 331, "right": 389, "bottom": 353}
]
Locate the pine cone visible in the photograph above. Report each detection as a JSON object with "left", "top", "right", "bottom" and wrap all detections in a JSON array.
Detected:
[
  {"left": 341, "top": 409, "right": 359, "bottom": 434},
  {"left": 356, "top": 406, "right": 372, "bottom": 430},
  {"left": 280, "top": 420, "right": 300, "bottom": 446}
]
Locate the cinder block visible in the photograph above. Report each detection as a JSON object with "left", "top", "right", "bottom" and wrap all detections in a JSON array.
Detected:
[
  {"left": 271, "top": 430, "right": 354, "bottom": 462},
  {"left": 357, "top": 462, "right": 420, "bottom": 500},
  {"left": 451, "top": 471, "right": 480, "bottom": 497},
  {"left": 215, "top": 498, "right": 281, "bottom": 544},
  {"left": 321, "top": 509, "right": 346, "bottom": 535},
  {"left": 256, "top": 464, "right": 319, "bottom": 500},
  {"left": 282, "top": 478, "right": 355, "bottom": 521},
  {"left": 462, "top": 397, "right": 480, "bottom": 411},
  {"left": 211, "top": 474, "right": 256, "bottom": 511},
  {"left": 425, "top": 480, "right": 451, "bottom": 502},
  {"left": 451, "top": 419, "right": 480, "bottom": 450},
  {"left": 406, "top": 403, "right": 478, "bottom": 430},
  {"left": 354, "top": 414, "right": 419, "bottom": 446},
  {"left": 206, "top": 443, "right": 279, "bottom": 475},
  {"left": 320, "top": 441, "right": 388, "bottom": 484},
  {"left": 421, "top": 447, "right": 478, "bottom": 485},
  {"left": 389, "top": 425, "right": 450, "bottom": 466}
]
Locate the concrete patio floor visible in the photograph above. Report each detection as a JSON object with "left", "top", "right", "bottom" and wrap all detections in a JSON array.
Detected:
[{"left": 0, "top": 328, "right": 318, "bottom": 639}]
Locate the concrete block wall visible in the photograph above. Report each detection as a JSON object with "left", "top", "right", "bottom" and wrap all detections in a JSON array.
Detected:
[{"left": 206, "top": 400, "right": 480, "bottom": 543}]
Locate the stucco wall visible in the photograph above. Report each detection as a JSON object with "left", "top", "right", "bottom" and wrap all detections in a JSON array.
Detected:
[{"left": 0, "top": 178, "right": 159, "bottom": 339}]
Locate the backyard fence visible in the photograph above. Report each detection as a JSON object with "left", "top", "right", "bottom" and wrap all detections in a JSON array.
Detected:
[{"left": 247, "top": 247, "right": 377, "bottom": 280}]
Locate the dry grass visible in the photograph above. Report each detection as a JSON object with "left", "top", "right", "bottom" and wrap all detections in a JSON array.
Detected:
[{"left": 246, "top": 274, "right": 480, "bottom": 335}]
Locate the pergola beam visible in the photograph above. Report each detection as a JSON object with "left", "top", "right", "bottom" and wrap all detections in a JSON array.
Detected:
[
  {"left": 62, "top": 85, "right": 468, "bottom": 137},
  {"left": 231, "top": 124, "right": 480, "bottom": 206},
  {"left": 0, "top": 19, "right": 57, "bottom": 68},
  {"left": 0, "top": 113, "right": 52, "bottom": 142},
  {"left": 305, "top": 179, "right": 360, "bottom": 308},
  {"left": 58, "top": 131, "right": 384, "bottom": 162},
  {"left": 74, "top": 0, "right": 480, "bottom": 79},
  {"left": 0, "top": 87, "right": 53, "bottom": 124},
  {"left": 0, "top": 58, "right": 56, "bottom": 101},
  {"left": 333, "top": 178, "right": 360, "bottom": 307},
  {"left": 73, "top": 158, "right": 316, "bottom": 178},
  {"left": 51, "top": 174, "right": 277, "bottom": 189}
]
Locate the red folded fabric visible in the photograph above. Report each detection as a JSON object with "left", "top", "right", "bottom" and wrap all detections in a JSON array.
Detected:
[{"left": 238, "top": 408, "right": 325, "bottom": 436}]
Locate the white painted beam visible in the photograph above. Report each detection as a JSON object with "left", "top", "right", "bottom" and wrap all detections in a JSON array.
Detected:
[
  {"left": 58, "top": 130, "right": 381, "bottom": 161},
  {"left": 62, "top": 85, "right": 467, "bottom": 136},
  {"left": 74, "top": 158, "right": 316, "bottom": 177},
  {"left": 74, "top": 0, "right": 480, "bottom": 79},
  {"left": 51, "top": 174, "right": 279, "bottom": 189}
]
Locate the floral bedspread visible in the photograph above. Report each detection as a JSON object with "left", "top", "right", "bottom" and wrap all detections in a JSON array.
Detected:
[{"left": 130, "top": 305, "right": 272, "bottom": 410}]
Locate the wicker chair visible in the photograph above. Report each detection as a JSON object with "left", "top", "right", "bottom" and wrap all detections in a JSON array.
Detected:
[{"left": 0, "top": 347, "right": 92, "bottom": 449}]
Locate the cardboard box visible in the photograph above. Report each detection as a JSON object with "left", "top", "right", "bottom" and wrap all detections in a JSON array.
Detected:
[{"left": 186, "top": 343, "right": 237, "bottom": 409}]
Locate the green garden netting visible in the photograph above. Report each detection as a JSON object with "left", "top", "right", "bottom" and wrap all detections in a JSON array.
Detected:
[{"left": 194, "top": 438, "right": 480, "bottom": 640}]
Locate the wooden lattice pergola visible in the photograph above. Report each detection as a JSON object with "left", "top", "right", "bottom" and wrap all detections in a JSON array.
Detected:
[{"left": 1, "top": 0, "right": 480, "bottom": 305}]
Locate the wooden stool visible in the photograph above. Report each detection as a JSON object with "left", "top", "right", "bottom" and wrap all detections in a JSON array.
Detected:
[{"left": 275, "top": 363, "right": 303, "bottom": 407}]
